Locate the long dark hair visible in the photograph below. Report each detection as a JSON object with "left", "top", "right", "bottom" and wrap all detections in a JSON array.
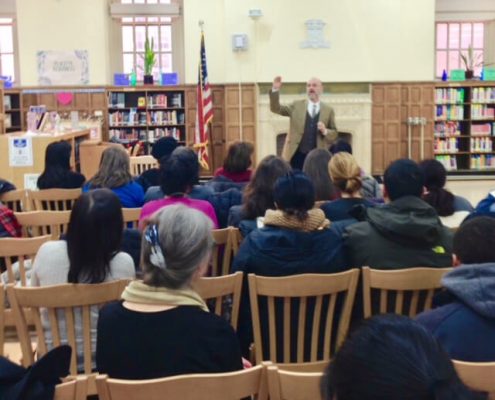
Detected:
[
  {"left": 66, "top": 189, "right": 124, "bottom": 283},
  {"left": 242, "top": 155, "right": 291, "bottom": 220},
  {"left": 419, "top": 159, "right": 455, "bottom": 216},
  {"left": 321, "top": 314, "right": 486, "bottom": 400},
  {"left": 223, "top": 141, "right": 254, "bottom": 173},
  {"left": 37, "top": 141, "right": 75, "bottom": 189},
  {"left": 303, "top": 148, "right": 337, "bottom": 201}
]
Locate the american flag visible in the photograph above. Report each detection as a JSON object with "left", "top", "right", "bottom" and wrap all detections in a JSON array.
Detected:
[{"left": 194, "top": 31, "right": 213, "bottom": 170}]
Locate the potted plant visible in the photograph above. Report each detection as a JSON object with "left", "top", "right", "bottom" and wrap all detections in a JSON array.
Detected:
[
  {"left": 141, "top": 36, "right": 156, "bottom": 85},
  {"left": 460, "top": 46, "right": 483, "bottom": 79}
]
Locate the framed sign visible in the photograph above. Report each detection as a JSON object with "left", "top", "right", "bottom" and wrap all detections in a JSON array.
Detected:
[{"left": 37, "top": 50, "right": 89, "bottom": 85}]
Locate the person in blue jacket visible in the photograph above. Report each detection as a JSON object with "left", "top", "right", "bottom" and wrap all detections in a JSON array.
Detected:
[
  {"left": 83, "top": 146, "right": 144, "bottom": 208},
  {"left": 232, "top": 172, "right": 347, "bottom": 357},
  {"left": 416, "top": 216, "right": 495, "bottom": 361}
]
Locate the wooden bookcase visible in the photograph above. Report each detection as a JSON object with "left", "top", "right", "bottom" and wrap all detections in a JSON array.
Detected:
[
  {"left": 106, "top": 86, "right": 187, "bottom": 153},
  {"left": 4, "top": 89, "right": 23, "bottom": 132},
  {"left": 434, "top": 82, "right": 495, "bottom": 174}
]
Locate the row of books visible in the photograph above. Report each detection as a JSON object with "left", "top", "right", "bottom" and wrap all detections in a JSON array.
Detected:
[
  {"left": 471, "top": 105, "right": 495, "bottom": 119},
  {"left": 470, "top": 137, "right": 493, "bottom": 152},
  {"left": 471, "top": 123, "right": 495, "bottom": 136},
  {"left": 435, "top": 105, "right": 464, "bottom": 120},
  {"left": 149, "top": 110, "right": 184, "bottom": 125},
  {"left": 434, "top": 121, "right": 461, "bottom": 137},
  {"left": 147, "top": 128, "right": 182, "bottom": 142},
  {"left": 109, "top": 128, "right": 143, "bottom": 142},
  {"left": 108, "top": 92, "right": 183, "bottom": 109},
  {"left": 109, "top": 128, "right": 183, "bottom": 142},
  {"left": 434, "top": 137, "right": 458, "bottom": 153},
  {"left": 108, "top": 110, "right": 184, "bottom": 126},
  {"left": 470, "top": 154, "right": 495, "bottom": 169},
  {"left": 435, "top": 155, "right": 458, "bottom": 171},
  {"left": 435, "top": 88, "right": 465, "bottom": 104},
  {"left": 471, "top": 87, "right": 495, "bottom": 103}
]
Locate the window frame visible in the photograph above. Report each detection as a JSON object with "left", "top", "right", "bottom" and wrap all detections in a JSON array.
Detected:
[{"left": 0, "top": 16, "right": 20, "bottom": 84}]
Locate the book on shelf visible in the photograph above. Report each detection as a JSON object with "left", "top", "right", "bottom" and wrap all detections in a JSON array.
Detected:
[
  {"left": 109, "top": 92, "right": 125, "bottom": 108},
  {"left": 470, "top": 154, "right": 495, "bottom": 169},
  {"left": 435, "top": 88, "right": 465, "bottom": 104},
  {"left": 3, "top": 95, "right": 11, "bottom": 110},
  {"left": 472, "top": 87, "right": 495, "bottom": 103},
  {"left": 435, "top": 105, "right": 464, "bottom": 120},
  {"left": 4, "top": 113, "right": 11, "bottom": 128},
  {"left": 138, "top": 97, "right": 146, "bottom": 108},
  {"left": 435, "top": 154, "right": 457, "bottom": 171}
]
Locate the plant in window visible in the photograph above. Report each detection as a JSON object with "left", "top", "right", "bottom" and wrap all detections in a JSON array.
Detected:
[
  {"left": 460, "top": 45, "right": 489, "bottom": 79},
  {"left": 141, "top": 36, "right": 156, "bottom": 84}
]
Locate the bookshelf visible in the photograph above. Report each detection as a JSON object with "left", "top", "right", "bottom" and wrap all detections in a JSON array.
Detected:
[
  {"left": 0, "top": 81, "right": 4, "bottom": 134},
  {"left": 4, "top": 89, "right": 23, "bottom": 133},
  {"left": 106, "top": 87, "right": 186, "bottom": 152},
  {"left": 434, "top": 83, "right": 495, "bottom": 174}
]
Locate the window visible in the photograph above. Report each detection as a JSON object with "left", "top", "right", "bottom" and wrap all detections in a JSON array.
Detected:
[
  {"left": 0, "top": 18, "right": 16, "bottom": 82},
  {"left": 435, "top": 22, "right": 485, "bottom": 78},
  {"left": 120, "top": 0, "right": 173, "bottom": 81}
]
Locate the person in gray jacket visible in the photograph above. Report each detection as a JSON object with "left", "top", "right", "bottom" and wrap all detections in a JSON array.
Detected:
[
  {"left": 344, "top": 159, "right": 453, "bottom": 269},
  {"left": 416, "top": 216, "right": 495, "bottom": 361}
]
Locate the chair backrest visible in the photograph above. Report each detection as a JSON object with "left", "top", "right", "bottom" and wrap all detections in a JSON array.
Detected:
[
  {"left": 122, "top": 208, "right": 141, "bottom": 229},
  {"left": 453, "top": 360, "right": 495, "bottom": 399},
  {"left": 267, "top": 364, "right": 324, "bottom": 400},
  {"left": 248, "top": 270, "right": 360, "bottom": 364},
  {"left": 211, "top": 228, "right": 235, "bottom": 276},
  {"left": 0, "top": 189, "right": 29, "bottom": 212},
  {"left": 96, "top": 364, "right": 268, "bottom": 400},
  {"left": 229, "top": 227, "right": 242, "bottom": 255},
  {"left": 130, "top": 155, "right": 156, "bottom": 176},
  {"left": 362, "top": 266, "right": 453, "bottom": 318},
  {"left": 6, "top": 280, "right": 130, "bottom": 375},
  {"left": 0, "top": 235, "right": 51, "bottom": 285},
  {"left": 15, "top": 210, "right": 71, "bottom": 240},
  {"left": 30, "top": 188, "right": 82, "bottom": 211},
  {"left": 193, "top": 272, "right": 243, "bottom": 330},
  {"left": 54, "top": 376, "right": 88, "bottom": 400}
]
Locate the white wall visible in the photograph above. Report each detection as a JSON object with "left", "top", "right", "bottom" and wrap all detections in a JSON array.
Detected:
[
  {"left": 16, "top": 0, "right": 112, "bottom": 85},
  {"left": 183, "top": 0, "right": 436, "bottom": 84}
]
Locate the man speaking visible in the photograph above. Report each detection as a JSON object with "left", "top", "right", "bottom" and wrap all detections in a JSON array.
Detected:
[{"left": 270, "top": 76, "right": 338, "bottom": 169}]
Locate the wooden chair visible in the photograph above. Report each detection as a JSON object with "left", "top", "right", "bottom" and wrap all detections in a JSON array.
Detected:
[
  {"left": 248, "top": 270, "right": 360, "bottom": 364},
  {"left": 267, "top": 364, "right": 324, "bottom": 400},
  {"left": 211, "top": 228, "right": 236, "bottom": 276},
  {"left": 29, "top": 188, "right": 82, "bottom": 211},
  {"left": 54, "top": 376, "right": 88, "bottom": 400},
  {"left": 229, "top": 227, "right": 243, "bottom": 255},
  {"left": 96, "top": 364, "right": 268, "bottom": 400},
  {"left": 453, "top": 360, "right": 495, "bottom": 399},
  {"left": 15, "top": 210, "right": 71, "bottom": 240},
  {"left": 0, "top": 189, "right": 29, "bottom": 212},
  {"left": 193, "top": 272, "right": 243, "bottom": 330},
  {"left": 130, "top": 155, "right": 156, "bottom": 176},
  {"left": 122, "top": 208, "right": 141, "bottom": 229},
  {"left": 6, "top": 280, "right": 130, "bottom": 394},
  {"left": 362, "top": 266, "right": 453, "bottom": 318}
]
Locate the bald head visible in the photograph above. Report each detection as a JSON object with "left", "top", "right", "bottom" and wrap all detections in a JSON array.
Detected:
[{"left": 307, "top": 77, "right": 323, "bottom": 102}]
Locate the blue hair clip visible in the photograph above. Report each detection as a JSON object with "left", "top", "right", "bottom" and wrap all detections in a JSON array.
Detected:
[{"left": 144, "top": 224, "right": 167, "bottom": 270}]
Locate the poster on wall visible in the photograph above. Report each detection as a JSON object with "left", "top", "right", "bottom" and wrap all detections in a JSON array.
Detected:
[
  {"left": 37, "top": 50, "right": 89, "bottom": 85},
  {"left": 9, "top": 137, "right": 33, "bottom": 167}
]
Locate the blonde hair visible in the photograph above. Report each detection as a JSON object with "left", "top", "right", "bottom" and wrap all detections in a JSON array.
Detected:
[
  {"left": 328, "top": 152, "right": 362, "bottom": 195},
  {"left": 89, "top": 146, "right": 132, "bottom": 189}
]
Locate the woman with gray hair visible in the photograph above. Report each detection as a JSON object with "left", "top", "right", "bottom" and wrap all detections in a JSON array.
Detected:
[{"left": 96, "top": 204, "right": 243, "bottom": 379}]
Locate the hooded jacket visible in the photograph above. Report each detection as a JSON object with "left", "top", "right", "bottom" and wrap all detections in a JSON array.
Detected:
[
  {"left": 344, "top": 196, "right": 453, "bottom": 269},
  {"left": 416, "top": 263, "right": 495, "bottom": 361}
]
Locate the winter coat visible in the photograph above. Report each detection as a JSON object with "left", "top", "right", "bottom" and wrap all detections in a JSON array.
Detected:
[{"left": 416, "top": 263, "right": 495, "bottom": 361}]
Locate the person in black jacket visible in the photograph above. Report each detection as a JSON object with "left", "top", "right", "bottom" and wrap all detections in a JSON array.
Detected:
[
  {"left": 232, "top": 172, "right": 347, "bottom": 356},
  {"left": 37, "top": 141, "right": 85, "bottom": 189},
  {"left": 416, "top": 216, "right": 495, "bottom": 361}
]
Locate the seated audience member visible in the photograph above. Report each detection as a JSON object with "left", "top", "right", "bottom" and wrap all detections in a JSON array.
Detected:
[
  {"left": 302, "top": 148, "right": 338, "bottom": 203},
  {"left": 136, "top": 136, "right": 178, "bottom": 192},
  {"left": 464, "top": 190, "right": 495, "bottom": 222},
  {"left": 227, "top": 155, "right": 291, "bottom": 234},
  {"left": 321, "top": 152, "right": 374, "bottom": 222},
  {"left": 330, "top": 140, "right": 382, "bottom": 201},
  {"left": 232, "top": 172, "right": 346, "bottom": 355},
  {"left": 37, "top": 141, "right": 85, "bottom": 189},
  {"left": 139, "top": 148, "right": 218, "bottom": 230},
  {"left": 84, "top": 146, "right": 144, "bottom": 208},
  {"left": 321, "top": 314, "right": 485, "bottom": 400},
  {"left": 97, "top": 205, "right": 243, "bottom": 379},
  {"left": 416, "top": 217, "right": 495, "bottom": 361},
  {"left": 31, "top": 189, "right": 136, "bottom": 369},
  {"left": 345, "top": 159, "right": 453, "bottom": 269},
  {"left": 420, "top": 159, "right": 473, "bottom": 228},
  {"left": 206, "top": 141, "right": 254, "bottom": 193},
  {"left": 0, "top": 202, "right": 21, "bottom": 238},
  {"left": 0, "top": 178, "right": 16, "bottom": 194}
]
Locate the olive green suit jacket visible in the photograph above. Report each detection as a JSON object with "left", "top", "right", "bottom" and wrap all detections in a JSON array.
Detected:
[{"left": 269, "top": 90, "right": 338, "bottom": 161}]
